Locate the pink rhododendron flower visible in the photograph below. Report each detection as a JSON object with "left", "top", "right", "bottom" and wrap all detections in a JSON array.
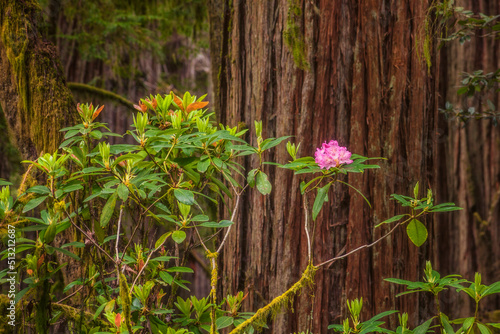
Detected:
[{"left": 314, "top": 140, "right": 353, "bottom": 169}]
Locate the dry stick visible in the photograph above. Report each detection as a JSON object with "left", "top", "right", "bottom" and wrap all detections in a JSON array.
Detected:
[
  {"left": 315, "top": 221, "right": 404, "bottom": 268},
  {"left": 55, "top": 285, "right": 85, "bottom": 305},
  {"left": 129, "top": 235, "right": 167, "bottom": 293},
  {"left": 64, "top": 209, "right": 116, "bottom": 263},
  {"left": 115, "top": 206, "right": 124, "bottom": 263},
  {"left": 303, "top": 196, "right": 312, "bottom": 263},
  {"left": 216, "top": 190, "right": 242, "bottom": 253}
]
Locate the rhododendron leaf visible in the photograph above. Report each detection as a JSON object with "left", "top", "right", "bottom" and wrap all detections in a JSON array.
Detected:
[
  {"left": 115, "top": 313, "right": 122, "bottom": 328},
  {"left": 407, "top": 219, "right": 427, "bottom": 247},
  {"left": 216, "top": 316, "right": 234, "bottom": 329},
  {"left": 166, "top": 266, "right": 193, "bottom": 273},
  {"left": 155, "top": 232, "right": 172, "bottom": 249},
  {"left": 100, "top": 192, "right": 117, "bottom": 227},
  {"left": 197, "top": 157, "right": 210, "bottom": 173},
  {"left": 247, "top": 169, "right": 258, "bottom": 188},
  {"left": 413, "top": 318, "right": 433, "bottom": 334},
  {"left": 159, "top": 271, "right": 173, "bottom": 284},
  {"left": 260, "top": 136, "right": 292, "bottom": 151},
  {"left": 117, "top": 183, "right": 129, "bottom": 201},
  {"left": 174, "top": 189, "right": 196, "bottom": 205},
  {"left": 23, "top": 196, "right": 48, "bottom": 213},
  {"left": 199, "top": 220, "right": 233, "bottom": 228},
  {"left": 185, "top": 101, "right": 209, "bottom": 114},
  {"left": 172, "top": 230, "right": 186, "bottom": 244},
  {"left": 375, "top": 214, "right": 408, "bottom": 228},
  {"left": 256, "top": 171, "right": 271, "bottom": 195},
  {"left": 313, "top": 183, "right": 331, "bottom": 221}
]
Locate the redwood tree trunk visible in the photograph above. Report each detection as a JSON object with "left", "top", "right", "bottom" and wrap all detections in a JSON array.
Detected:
[
  {"left": 210, "top": 0, "right": 440, "bottom": 332},
  {"left": 0, "top": 0, "right": 76, "bottom": 165},
  {"left": 435, "top": 0, "right": 500, "bottom": 319}
]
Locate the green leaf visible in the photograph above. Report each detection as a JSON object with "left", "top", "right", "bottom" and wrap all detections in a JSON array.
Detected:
[
  {"left": 375, "top": 214, "right": 408, "bottom": 228},
  {"left": 100, "top": 192, "right": 118, "bottom": 227},
  {"left": 462, "top": 317, "right": 475, "bottom": 331},
  {"left": 313, "top": 183, "right": 331, "bottom": 221},
  {"left": 247, "top": 169, "right": 258, "bottom": 188},
  {"left": 255, "top": 171, "right": 272, "bottom": 195},
  {"left": 197, "top": 158, "right": 211, "bottom": 173},
  {"left": 155, "top": 232, "right": 172, "bottom": 249},
  {"left": 117, "top": 183, "right": 129, "bottom": 201},
  {"left": 43, "top": 223, "right": 58, "bottom": 243},
  {"left": 166, "top": 266, "right": 194, "bottom": 273},
  {"left": 457, "top": 86, "right": 468, "bottom": 95},
  {"left": 150, "top": 256, "right": 177, "bottom": 262},
  {"left": 23, "top": 196, "right": 48, "bottom": 213},
  {"left": 477, "top": 323, "right": 492, "bottom": 334},
  {"left": 51, "top": 246, "right": 80, "bottom": 260},
  {"left": 413, "top": 182, "right": 419, "bottom": 198},
  {"left": 172, "top": 230, "right": 186, "bottom": 244},
  {"left": 62, "top": 184, "right": 84, "bottom": 193},
  {"left": 216, "top": 316, "right": 234, "bottom": 329},
  {"left": 159, "top": 271, "right": 173, "bottom": 284},
  {"left": 199, "top": 220, "right": 234, "bottom": 228},
  {"left": 27, "top": 185, "right": 51, "bottom": 195},
  {"left": 174, "top": 188, "right": 196, "bottom": 205},
  {"left": 406, "top": 219, "right": 427, "bottom": 247},
  {"left": 440, "top": 314, "right": 455, "bottom": 334},
  {"left": 413, "top": 318, "right": 433, "bottom": 334}
]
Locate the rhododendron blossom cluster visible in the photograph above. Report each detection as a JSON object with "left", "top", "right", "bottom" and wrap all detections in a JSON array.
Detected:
[{"left": 314, "top": 140, "right": 353, "bottom": 169}]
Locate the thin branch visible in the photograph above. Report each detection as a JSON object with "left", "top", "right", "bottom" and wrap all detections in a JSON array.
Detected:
[
  {"left": 303, "top": 195, "right": 312, "bottom": 263},
  {"left": 216, "top": 190, "right": 243, "bottom": 253},
  {"left": 115, "top": 206, "right": 124, "bottom": 263},
  {"left": 129, "top": 233, "right": 169, "bottom": 293},
  {"left": 64, "top": 209, "right": 116, "bottom": 263},
  {"left": 316, "top": 221, "right": 403, "bottom": 268},
  {"left": 55, "top": 285, "right": 84, "bottom": 305}
]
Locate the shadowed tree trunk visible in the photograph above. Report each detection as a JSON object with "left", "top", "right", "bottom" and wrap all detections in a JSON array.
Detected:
[
  {"left": 435, "top": 0, "right": 500, "bottom": 319},
  {"left": 0, "top": 0, "right": 76, "bottom": 168},
  {"left": 0, "top": 2, "right": 79, "bottom": 331},
  {"left": 209, "top": 0, "right": 441, "bottom": 332}
]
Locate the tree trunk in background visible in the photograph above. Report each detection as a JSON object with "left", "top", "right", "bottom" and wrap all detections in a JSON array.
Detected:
[
  {"left": 210, "top": 1, "right": 440, "bottom": 332},
  {"left": 436, "top": 0, "right": 500, "bottom": 319},
  {"left": 0, "top": 0, "right": 76, "bottom": 168}
]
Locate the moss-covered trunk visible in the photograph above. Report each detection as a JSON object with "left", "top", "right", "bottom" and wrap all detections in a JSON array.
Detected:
[
  {"left": 210, "top": 0, "right": 439, "bottom": 332},
  {"left": 0, "top": 2, "right": 79, "bottom": 331},
  {"left": 0, "top": 0, "right": 76, "bottom": 166}
]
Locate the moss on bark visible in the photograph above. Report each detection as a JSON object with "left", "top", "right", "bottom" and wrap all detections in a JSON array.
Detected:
[{"left": 0, "top": 0, "right": 76, "bottom": 162}]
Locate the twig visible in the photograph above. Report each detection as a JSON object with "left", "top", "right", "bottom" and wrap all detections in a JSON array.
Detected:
[
  {"left": 216, "top": 190, "right": 243, "bottom": 253},
  {"left": 64, "top": 209, "right": 116, "bottom": 263},
  {"left": 115, "top": 206, "right": 124, "bottom": 263},
  {"left": 129, "top": 233, "right": 168, "bottom": 293},
  {"left": 303, "top": 195, "right": 312, "bottom": 263},
  {"left": 55, "top": 285, "right": 84, "bottom": 305},
  {"left": 316, "top": 221, "right": 403, "bottom": 267}
]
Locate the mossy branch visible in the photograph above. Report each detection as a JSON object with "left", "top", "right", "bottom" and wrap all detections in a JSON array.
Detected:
[
  {"left": 229, "top": 264, "right": 318, "bottom": 334},
  {"left": 68, "top": 82, "right": 134, "bottom": 110}
]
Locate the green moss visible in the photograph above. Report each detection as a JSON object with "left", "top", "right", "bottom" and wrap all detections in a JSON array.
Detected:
[
  {"left": 67, "top": 82, "right": 134, "bottom": 110},
  {"left": 229, "top": 264, "right": 318, "bottom": 334},
  {"left": 206, "top": 251, "right": 219, "bottom": 334},
  {"left": 119, "top": 273, "right": 133, "bottom": 334},
  {"left": 283, "top": 0, "right": 310, "bottom": 71},
  {"left": 1, "top": 0, "right": 76, "bottom": 160}
]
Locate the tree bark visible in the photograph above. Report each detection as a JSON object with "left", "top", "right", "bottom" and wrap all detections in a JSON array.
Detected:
[
  {"left": 210, "top": 0, "right": 441, "bottom": 332},
  {"left": 435, "top": 0, "right": 500, "bottom": 319},
  {"left": 0, "top": 0, "right": 76, "bottom": 166}
]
